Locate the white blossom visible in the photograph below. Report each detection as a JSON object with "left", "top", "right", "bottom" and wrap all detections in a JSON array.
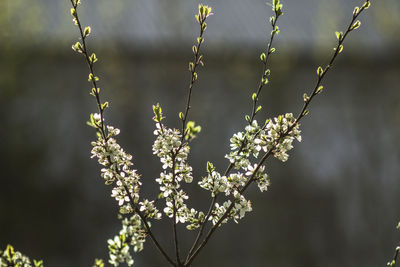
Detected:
[{"left": 108, "top": 215, "right": 146, "bottom": 267}]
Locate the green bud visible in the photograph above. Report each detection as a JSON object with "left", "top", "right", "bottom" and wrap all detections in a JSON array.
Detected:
[
  {"left": 70, "top": 8, "right": 77, "bottom": 17},
  {"left": 353, "top": 6, "right": 360, "bottom": 16},
  {"left": 260, "top": 52, "right": 266, "bottom": 62},
  {"left": 179, "top": 112, "right": 184, "bottom": 120},
  {"left": 316, "top": 85, "right": 324, "bottom": 94},
  {"left": 245, "top": 115, "right": 251, "bottom": 122},
  {"left": 189, "top": 62, "right": 194, "bottom": 71},
  {"left": 269, "top": 47, "right": 276, "bottom": 54},
  {"left": 101, "top": 102, "right": 109, "bottom": 110},
  {"left": 185, "top": 121, "right": 202, "bottom": 140},
  {"left": 72, "top": 41, "right": 83, "bottom": 53},
  {"left": 192, "top": 72, "right": 198, "bottom": 81},
  {"left": 192, "top": 45, "right": 197, "bottom": 54},
  {"left": 363, "top": 1, "right": 371, "bottom": 9},
  {"left": 84, "top": 26, "right": 91, "bottom": 37},
  {"left": 88, "top": 73, "right": 99, "bottom": 82},
  {"left": 89, "top": 53, "right": 98, "bottom": 63},
  {"left": 335, "top": 31, "right": 343, "bottom": 41},
  {"left": 303, "top": 93, "right": 309, "bottom": 102},
  {"left": 351, "top": 20, "right": 361, "bottom": 30},
  {"left": 197, "top": 37, "right": 204, "bottom": 44},
  {"left": 270, "top": 16, "right": 275, "bottom": 25},
  {"left": 252, "top": 92, "right": 257, "bottom": 101},
  {"left": 255, "top": 105, "right": 262, "bottom": 113},
  {"left": 317, "top": 66, "right": 323, "bottom": 77}
]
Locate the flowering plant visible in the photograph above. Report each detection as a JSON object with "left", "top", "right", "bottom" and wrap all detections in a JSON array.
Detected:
[{"left": 5, "top": 1, "right": 396, "bottom": 267}]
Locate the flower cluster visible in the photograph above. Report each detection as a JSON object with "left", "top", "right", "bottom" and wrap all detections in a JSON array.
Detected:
[
  {"left": 90, "top": 114, "right": 141, "bottom": 214},
  {"left": 108, "top": 215, "right": 147, "bottom": 267},
  {"left": 209, "top": 193, "right": 253, "bottom": 225},
  {"left": 226, "top": 120, "right": 261, "bottom": 170},
  {"left": 254, "top": 113, "right": 301, "bottom": 162},
  {"left": 0, "top": 245, "right": 43, "bottom": 267},
  {"left": 152, "top": 104, "right": 203, "bottom": 228},
  {"left": 199, "top": 162, "right": 249, "bottom": 197},
  {"left": 203, "top": 114, "right": 300, "bottom": 224}
]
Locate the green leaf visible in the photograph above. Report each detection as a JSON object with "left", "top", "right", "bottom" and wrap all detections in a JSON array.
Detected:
[
  {"left": 206, "top": 161, "right": 215, "bottom": 173},
  {"left": 6, "top": 244, "right": 15, "bottom": 260},
  {"left": 152, "top": 103, "right": 164, "bottom": 123}
]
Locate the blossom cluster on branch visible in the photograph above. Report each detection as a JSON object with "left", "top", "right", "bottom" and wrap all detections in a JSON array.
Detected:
[{"left": 1, "top": 1, "right": 376, "bottom": 267}]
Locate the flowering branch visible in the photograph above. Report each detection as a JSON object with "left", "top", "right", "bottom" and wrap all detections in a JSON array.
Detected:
[
  {"left": 69, "top": 1, "right": 175, "bottom": 266},
  {"left": 185, "top": 1, "right": 371, "bottom": 265},
  {"left": 185, "top": 1, "right": 282, "bottom": 262}
]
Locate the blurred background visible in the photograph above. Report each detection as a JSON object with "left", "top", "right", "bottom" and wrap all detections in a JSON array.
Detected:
[{"left": 1, "top": 0, "right": 400, "bottom": 266}]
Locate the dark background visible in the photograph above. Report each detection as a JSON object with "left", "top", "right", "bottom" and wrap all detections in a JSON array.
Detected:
[{"left": 1, "top": 0, "right": 400, "bottom": 266}]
